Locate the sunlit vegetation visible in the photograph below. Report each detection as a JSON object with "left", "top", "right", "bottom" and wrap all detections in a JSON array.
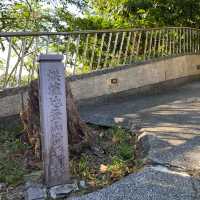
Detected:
[{"left": 70, "top": 127, "right": 143, "bottom": 195}]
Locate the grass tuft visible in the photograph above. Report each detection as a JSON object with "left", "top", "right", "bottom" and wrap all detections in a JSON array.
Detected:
[{"left": 0, "top": 121, "right": 29, "bottom": 186}]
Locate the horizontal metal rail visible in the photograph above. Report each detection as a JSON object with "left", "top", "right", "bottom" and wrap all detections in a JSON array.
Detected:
[
  {"left": 0, "top": 27, "right": 199, "bottom": 37},
  {"left": 0, "top": 27, "right": 200, "bottom": 89}
]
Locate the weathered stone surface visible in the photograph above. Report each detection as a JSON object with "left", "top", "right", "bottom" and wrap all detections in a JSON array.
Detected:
[
  {"left": 0, "top": 182, "right": 6, "bottom": 192},
  {"left": 24, "top": 182, "right": 47, "bottom": 200},
  {"left": 38, "top": 54, "right": 70, "bottom": 186},
  {"left": 49, "top": 182, "right": 79, "bottom": 199},
  {"left": 79, "top": 180, "right": 87, "bottom": 189}
]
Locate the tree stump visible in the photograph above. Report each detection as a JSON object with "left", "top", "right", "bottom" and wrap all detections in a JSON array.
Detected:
[{"left": 20, "top": 79, "right": 92, "bottom": 160}]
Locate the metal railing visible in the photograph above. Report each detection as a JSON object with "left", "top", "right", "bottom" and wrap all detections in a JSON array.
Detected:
[{"left": 0, "top": 27, "right": 200, "bottom": 89}]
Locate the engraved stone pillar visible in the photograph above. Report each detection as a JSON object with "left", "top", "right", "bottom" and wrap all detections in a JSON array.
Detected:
[{"left": 38, "top": 54, "right": 70, "bottom": 187}]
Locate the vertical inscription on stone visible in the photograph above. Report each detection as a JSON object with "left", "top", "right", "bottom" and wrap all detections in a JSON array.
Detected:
[{"left": 38, "top": 55, "right": 70, "bottom": 187}]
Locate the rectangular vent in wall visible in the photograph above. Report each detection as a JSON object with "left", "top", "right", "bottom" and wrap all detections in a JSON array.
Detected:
[
  {"left": 197, "top": 65, "right": 200, "bottom": 70},
  {"left": 110, "top": 78, "right": 118, "bottom": 84}
]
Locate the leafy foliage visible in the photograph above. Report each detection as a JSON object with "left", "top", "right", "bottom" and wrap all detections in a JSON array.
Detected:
[
  {"left": 88, "top": 0, "right": 200, "bottom": 28},
  {"left": 0, "top": 0, "right": 87, "bottom": 32},
  {"left": 1, "top": 0, "right": 200, "bottom": 32},
  {"left": 1, "top": 0, "right": 200, "bottom": 33}
]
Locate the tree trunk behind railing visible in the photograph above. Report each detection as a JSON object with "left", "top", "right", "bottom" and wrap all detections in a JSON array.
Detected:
[{"left": 20, "top": 79, "right": 92, "bottom": 160}]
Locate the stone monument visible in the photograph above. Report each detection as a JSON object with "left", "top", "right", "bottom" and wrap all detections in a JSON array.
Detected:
[{"left": 38, "top": 54, "right": 70, "bottom": 187}]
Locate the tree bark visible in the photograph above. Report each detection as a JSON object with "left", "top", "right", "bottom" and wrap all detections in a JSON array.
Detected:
[{"left": 20, "top": 79, "right": 92, "bottom": 160}]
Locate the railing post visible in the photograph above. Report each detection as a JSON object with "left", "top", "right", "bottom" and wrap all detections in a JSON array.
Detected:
[
  {"left": 30, "top": 37, "right": 39, "bottom": 82},
  {"left": 136, "top": 32, "right": 142, "bottom": 60},
  {"left": 184, "top": 28, "right": 186, "bottom": 53},
  {"left": 3, "top": 37, "right": 12, "bottom": 88},
  {"left": 73, "top": 34, "right": 80, "bottom": 74},
  {"left": 111, "top": 32, "right": 119, "bottom": 65},
  {"left": 186, "top": 28, "right": 189, "bottom": 53},
  {"left": 179, "top": 28, "right": 182, "bottom": 54},
  {"left": 117, "top": 32, "right": 126, "bottom": 65},
  {"left": 153, "top": 30, "right": 158, "bottom": 57},
  {"left": 129, "top": 31, "right": 136, "bottom": 63},
  {"left": 148, "top": 30, "right": 153, "bottom": 59},
  {"left": 166, "top": 29, "right": 169, "bottom": 56},
  {"left": 97, "top": 33, "right": 105, "bottom": 69},
  {"left": 190, "top": 28, "right": 192, "bottom": 53},
  {"left": 104, "top": 33, "right": 112, "bottom": 68},
  {"left": 162, "top": 29, "right": 165, "bottom": 56},
  {"left": 169, "top": 29, "right": 172, "bottom": 56},
  {"left": 123, "top": 32, "right": 131, "bottom": 64},
  {"left": 176, "top": 28, "right": 179, "bottom": 55},
  {"left": 144, "top": 31, "right": 149, "bottom": 60},
  {"left": 17, "top": 38, "right": 26, "bottom": 87},
  {"left": 90, "top": 33, "right": 97, "bottom": 70},
  {"left": 158, "top": 30, "right": 162, "bottom": 56},
  {"left": 83, "top": 34, "right": 89, "bottom": 66}
]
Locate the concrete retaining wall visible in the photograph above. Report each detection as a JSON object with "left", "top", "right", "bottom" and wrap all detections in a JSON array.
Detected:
[
  {"left": 71, "top": 54, "right": 200, "bottom": 100},
  {"left": 1, "top": 54, "right": 200, "bottom": 118}
]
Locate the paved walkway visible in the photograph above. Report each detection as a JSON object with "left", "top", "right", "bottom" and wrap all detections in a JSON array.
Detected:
[{"left": 71, "top": 81, "right": 200, "bottom": 200}]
